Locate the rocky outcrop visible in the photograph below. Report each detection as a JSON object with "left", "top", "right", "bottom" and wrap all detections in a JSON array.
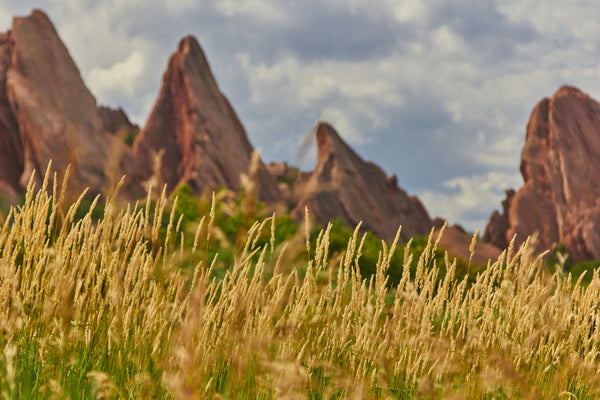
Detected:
[
  {"left": 133, "top": 36, "right": 280, "bottom": 203},
  {"left": 98, "top": 105, "right": 139, "bottom": 136},
  {"left": 3, "top": 9, "right": 143, "bottom": 199},
  {"left": 0, "top": 32, "right": 22, "bottom": 202},
  {"left": 483, "top": 189, "right": 515, "bottom": 250},
  {"left": 485, "top": 86, "right": 600, "bottom": 261},
  {"left": 435, "top": 225, "right": 501, "bottom": 267},
  {"left": 0, "top": 9, "right": 484, "bottom": 256},
  {"left": 0, "top": 9, "right": 279, "bottom": 204},
  {"left": 292, "top": 122, "right": 433, "bottom": 241}
]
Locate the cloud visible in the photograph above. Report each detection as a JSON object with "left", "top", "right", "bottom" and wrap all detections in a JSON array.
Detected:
[
  {"left": 318, "top": 107, "right": 364, "bottom": 144},
  {"left": 385, "top": 0, "right": 427, "bottom": 23},
  {"left": 429, "top": 1, "right": 537, "bottom": 63},
  {"left": 421, "top": 171, "right": 522, "bottom": 232},
  {"left": 4, "top": 0, "right": 600, "bottom": 234},
  {"left": 215, "top": 0, "right": 288, "bottom": 24},
  {"left": 0, "top": 8, "right": 11, "bottom": 29},
  {"left": 498, "top": 0, "right": 600, "bottom": 40},
  {"left": 88, "top": 50, "right": 145, "bottom": 97}
]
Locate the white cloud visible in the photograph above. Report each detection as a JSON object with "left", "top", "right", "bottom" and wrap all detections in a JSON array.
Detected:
[
  {"left": 386, "top": 0, "right": 427, "bottom": 24},
  {"left": 318, "top": 107, "right": 362, "bottom": 144},
  {"left": 498, "top": 0, "right": 600, "bottom": 39},
  {"left": 88, "top": 50, "right": 146, "bottom": 97},
  {"left": 164, "top": 0, "right": 196, "bottom": 13},
  {"left": 237, "top": 52, "right": 406, "bottom": 148},
  {"left": 216, "top": 0, "right": 288, "bottom": 23},
  {"left": 0, "top": 8, "right": 11, "bottom": 30},
  {"left": 421, "top": 172, "right": 522, "bottom": 232},
  {"left": 431, "top": 25, "right": 466, "bottom": 55}
]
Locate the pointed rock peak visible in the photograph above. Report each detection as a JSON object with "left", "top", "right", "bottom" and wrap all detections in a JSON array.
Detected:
[
  {"left": 292, "top": 121, "right": 433, "bottom": 241},
  {"left": 315, "top": 121, "right": 347, "bottom": 149},
  {"left": 314, "top": 121, "right": 362, "bottom": 172},
  {"left": 10, "top": 9, "right": 53, "bottom": 29},
  {"left": 11, "top": 9, "right": 59, "bottom": 45},
  {"left": 315, "top": 121, "right": 337, "bottom": 163},
  {"left": 6, "top": 7, "right": 143, "bottom": 199},
  {"left": 172, "top": 35, "right": 216, "bottom": 88},
  {"left": 21, "top": 8, "right": 51, "bottom": 22},
  {"left": 554, "top": 85, "right": 585, "bottom": 98},
  {"left": 316, "top": 121, "right": 346, "bottom": 153},
  {"left": 133, "top": 34, "right": 280, "bottom": 203},
  {"left": 178, "top": 35, "right": 204, "bottom": 58},
  {"left": 9, "top": 7, "right": 94, "bottom": 116},
  {"left": 315, "top": 121, "right": 336, "bottom": 140}
]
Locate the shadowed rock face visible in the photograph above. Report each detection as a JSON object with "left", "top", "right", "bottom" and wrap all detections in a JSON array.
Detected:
[
  {"left": 292, "top": 122, "right": 433, "bottom": 241},
  {"left": 3, "top": 9, "right": 143, "bottom": 199},
  {"left": 98, "top": 106, "right": 139, "bottom": 136},
  {"left": 133, "top": 36, "right": 280, "bottom": 203},
  {"left": 485, "top": 86, "right": 600, "bottom": 261},
  {"left": 0, "top": 32, "right": 22, "bottom": 202},
  {"left": 483, "top": 189, "right": 515, "bottom": 250}
]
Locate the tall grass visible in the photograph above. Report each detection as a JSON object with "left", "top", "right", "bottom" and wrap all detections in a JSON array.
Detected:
[{"left": 0, "top": 167, "right": 599, "bottom": 398}]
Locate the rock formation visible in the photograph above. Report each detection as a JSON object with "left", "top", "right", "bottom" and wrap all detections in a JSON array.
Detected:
[
  {"left": 0, "top": 9, "right": 280, "bottom": 204},
  {"left": 2, "top": 9, "right": 143, "bottom": 199},
  {"left": 0, "top": 9, "right": 493, "bottom": 265},
  {"left": 133, "top": 36, "right": 280, "bottom": 203},
  {"left": 485, "top": 86, "right": 600, "bottom": 261},
  {"left": 98, "top": 105, "right": 139, "bottom": 137},
  {"left": 291, "top": 122, "right": 433, "bottom": 241},
  {"left": 0, "top": 32, "right": 22, "bottom": 203},
  {"left": 434, "top": 225, "right": 501, "bottom": 267},
  {"left": 483, "top": 189, "right": 515, "bottom": 250}
]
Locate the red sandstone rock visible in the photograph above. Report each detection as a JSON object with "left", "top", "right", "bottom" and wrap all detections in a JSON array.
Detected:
[
  {"left": 0, "top": 32, "right": 22, "bottom": 201},
  {"left": 5, "top": 9, "right": 143, "bottom": 199},
  {"left": 434, "top": 225, "right": 501, "bottom": 266},
  {"left": 485, "top": 86, "right": 600, "bottom": 261},
  {"left": 292, "top": 122, "right": 433, "bottom": 241},
  {"left": 133, "top": 36, "right": 280, "bottom": 203},
  {"left": 98, "top": 105, "right": 139, "bottom": 137},
  {"left": 483, "top": 189, "right": 514, "bottom": 249}
]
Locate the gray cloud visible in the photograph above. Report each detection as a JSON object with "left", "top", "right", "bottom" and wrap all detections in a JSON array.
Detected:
[{"left": 430, "top": 1, "right": 537, "bottom": 62}]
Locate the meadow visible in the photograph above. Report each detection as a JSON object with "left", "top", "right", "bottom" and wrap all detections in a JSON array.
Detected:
[{"left": 0, "top": 167, "right": 599, "bottom": 399}]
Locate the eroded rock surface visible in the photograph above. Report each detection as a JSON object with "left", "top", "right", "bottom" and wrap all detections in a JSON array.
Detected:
[
  {"left": 435, "top": 225, "right": 501, "bottom": 267},
  {"left": 133, "top": 36, "right": 280, "bottom": 203},
  {"left": 485, "top": 86, "right": 600, "bottom": 261},
  {"left": 98, "top": 105, "right": 139, "bottom": 137},
  {"left": 4, "top": 9, "right": 142, "bottom": 199},
  {"left": 0, "top": 32, "right": 22, "bottom": 202},
  {"left": 483, "top": 189, "right": 515, "bottom": 250},
  {"left": 292, "top": 122, "right": 433, "bottom": 241}
]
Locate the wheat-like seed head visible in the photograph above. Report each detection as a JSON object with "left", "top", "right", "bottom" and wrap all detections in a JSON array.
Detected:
[{"left": 2, "top": 165, "right": 600, "bottom": 398}]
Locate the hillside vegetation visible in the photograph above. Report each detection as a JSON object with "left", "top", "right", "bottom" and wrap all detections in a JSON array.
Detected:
[{"left": 0, "top": 169, "right": 599, "bottom": 399}]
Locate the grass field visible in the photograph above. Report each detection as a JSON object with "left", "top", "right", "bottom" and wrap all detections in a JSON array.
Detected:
[{"left": 0, "top": 169, "right": 599, "bottom": 399}]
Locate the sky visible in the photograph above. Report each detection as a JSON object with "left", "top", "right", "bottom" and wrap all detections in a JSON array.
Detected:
[{"left": 2, "top": 1, "right": 600, "bottom": 233}]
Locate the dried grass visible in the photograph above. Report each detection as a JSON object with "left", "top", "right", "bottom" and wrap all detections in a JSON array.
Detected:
[{"left": 0, "top": 165, "right": 599, "bottom": 398}]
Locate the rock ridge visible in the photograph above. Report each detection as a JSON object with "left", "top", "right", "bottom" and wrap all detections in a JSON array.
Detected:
[{"left": 291, "top": 121, "right": 434, "bottom": 241}]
